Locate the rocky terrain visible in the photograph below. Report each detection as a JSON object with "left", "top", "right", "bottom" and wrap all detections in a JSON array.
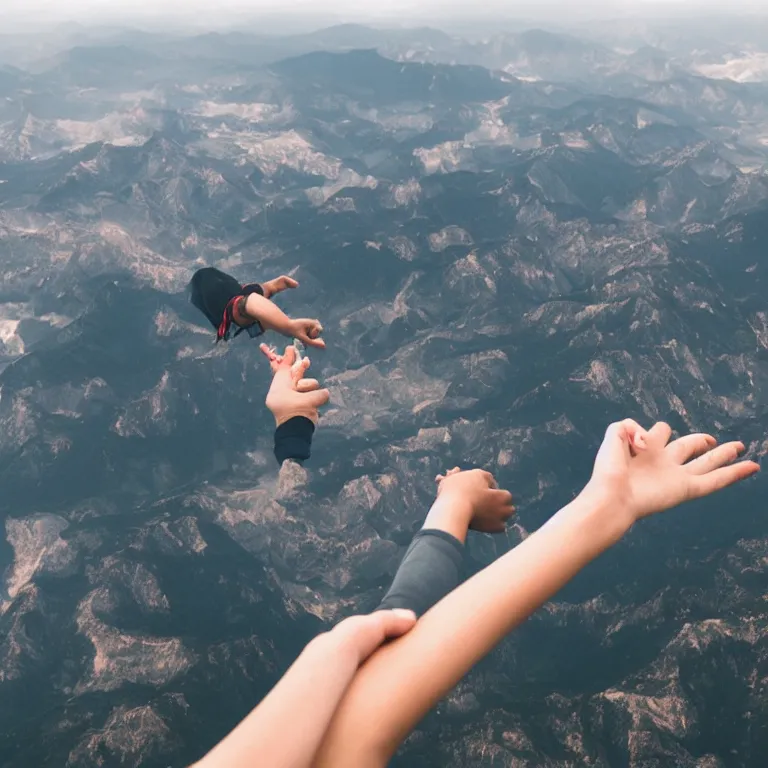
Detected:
[{"left": 1, "top": 17, "right": 768, "bottom": 768}]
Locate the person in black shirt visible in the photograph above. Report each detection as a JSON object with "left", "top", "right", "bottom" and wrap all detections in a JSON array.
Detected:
[{"left": 189, "top": 267, "right": 324, "bottom": 348}]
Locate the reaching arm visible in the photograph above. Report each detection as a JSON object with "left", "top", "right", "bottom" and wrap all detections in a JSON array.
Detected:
[
  {"left": 244, "top": 294, "right": 325, "bottom": 348},
  {"left": 312, "top": 489, "right": 626, "bottom": 766},
  {"left": 193, "top": 342, "right": 391, "bottom": 768},
  {"left": 312, "top": 421, "right": 759, "bottom": 767},
  {"left": 243, "top": 292, "right": 295, "bottom": 337},
  {"left": 192, "top": 612, "right": 416, "bottom": 768},
  {"left": 191, "top": 633, "right": 360, "bottom": 768}
]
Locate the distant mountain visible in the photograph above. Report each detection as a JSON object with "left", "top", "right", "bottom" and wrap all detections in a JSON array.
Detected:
[
  {"left": 273, "top": 48, "right": 511, "bottom": 105},
  {"left": 1, "top": 20, "right": 768, "bottom": 768},
  {"left": 36, "top": 45, "right": 167, "bottom": 88}
]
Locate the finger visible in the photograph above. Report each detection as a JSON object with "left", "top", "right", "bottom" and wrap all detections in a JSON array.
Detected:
[
  {"left": 259, "top": 342, "right": 278, "bottom": 362},
  {"left": 493, "top": 489, "right": 514, "bottom": 507},
  {"left": 260, "top": 344, "right": 283, "bottom": 377},
  {"left": 291, "top": 356, "right": 311, "bottom": 383},
  {"left": 307, "top": 387, "right": 330, "bottom": 407},
  {"left": 647, "top": 421, "right": 672, "bottom": 448},
  {"left": 595, "top": 419, "right": 646, "bottom": 467},
  {"left": 436, "top": 467, "right": 460, "bottom": 484},
  {"left": 620, "top": 418, "right": 649, "bottom": 451},
  {"left": 667, "top": 433, "right": 717, "bottom": 464},
  {"left": 281, "top": 345, "right": 297, "bottom": 366},
  {"left": 685, "top": 441, "right": 746, "bottom": 476},
  {"left": 688, "top": 460, "right": 760, "bottom": 499},
  {"left": 376, "top": 608, "right": 418, "bottom": 638},
  {"left": 358, "top": 610, "right": 418, "bottom": 658},
  {"left": 479, "top": 469, "right": 498, "bottom": 489},
  {"left": 334, "top": 610, "right": 417, "bottom": 663},
  {"left": 296, "top": 377, "right": 321, "bottom": 392},
  {"left": 259, "top": 343, "right": 283, "bottom": 374},
  {"left": 305, "top": 336, "right": 326, "bottom": 349}
]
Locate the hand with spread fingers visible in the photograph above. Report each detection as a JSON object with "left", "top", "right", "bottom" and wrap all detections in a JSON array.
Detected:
[
  {"left": 261, "top": 343, "right": 330, "bottom": 426},
  {"left": 586, "top": 418, "right": 760, "bottom": 526}
]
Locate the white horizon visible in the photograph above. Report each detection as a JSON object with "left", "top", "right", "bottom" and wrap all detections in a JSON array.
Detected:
[{"left": 3, "top": 0, "right": 768, "bottom": 31}]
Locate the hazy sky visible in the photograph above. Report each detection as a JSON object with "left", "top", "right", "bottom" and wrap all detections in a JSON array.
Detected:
[{"left": 4, "top": 0, "right": 767, "bottom": 32}]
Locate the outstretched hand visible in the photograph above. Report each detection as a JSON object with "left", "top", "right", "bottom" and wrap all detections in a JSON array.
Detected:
[
  {"left": 587, "top": 419, "right": 760, "bottom": 524},
  {"left": 261, "top": 343, "right": 330, "bottom": 426}
]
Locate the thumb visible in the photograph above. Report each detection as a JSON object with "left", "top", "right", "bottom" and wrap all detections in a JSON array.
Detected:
[
  {"left": 307, "top": 387, "right": 330, "bottom": 408},
  {"left": 376, "top": 609, "right": 418, "bottom": 640},
  {"left": 358, "top": 609, "right": 417, "bottom": 660},
  {"left": 594, "top": 419, "right": 646, "bottom": 471},
  {"left": 332, "top": 609, "right": 417, "bottom": 664}
]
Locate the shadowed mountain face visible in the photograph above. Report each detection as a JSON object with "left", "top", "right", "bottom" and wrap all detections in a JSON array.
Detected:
[{"left": 1, "top": 19, "right": 768, "bottom": 768}]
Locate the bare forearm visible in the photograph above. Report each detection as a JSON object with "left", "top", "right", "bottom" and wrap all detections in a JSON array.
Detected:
[
  {"left": 195, "top": 635, "right": 357, "bottom": 768},
  {"left": 421, "top": 495, "right": 473, "bottom": 544},
  {"left": 245, "top": 293, "right": 294, "bottom": 336},
  {"left": 312, "top": 488, "right": 632, "bottom": 766}
]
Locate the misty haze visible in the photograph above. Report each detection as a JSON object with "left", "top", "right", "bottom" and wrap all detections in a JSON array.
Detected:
[{"left": 1, "top": 4, "right": 768, "bottom": 767}]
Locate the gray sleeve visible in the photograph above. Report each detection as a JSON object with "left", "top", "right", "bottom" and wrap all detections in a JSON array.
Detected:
[{"left": 377, "top": 529, "right": 465, "bottom": 618}]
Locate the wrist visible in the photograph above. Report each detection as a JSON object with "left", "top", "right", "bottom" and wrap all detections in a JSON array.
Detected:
[
  {"left": 564, "top": 484, "right": 634, "bottom": 546},
  {"left": 274, "top": 410, "right": 318, "bottom": 427},
  {"left": 422, "top": 493, "right": 474, "bottom": 543},
  {"left": 273, "top": 417, "right": 315, "bottom": 465}
]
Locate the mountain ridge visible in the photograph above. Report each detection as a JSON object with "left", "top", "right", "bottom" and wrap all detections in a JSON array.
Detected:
[{"left": 0, "top": 23, "right": 767, "bottom": 767}]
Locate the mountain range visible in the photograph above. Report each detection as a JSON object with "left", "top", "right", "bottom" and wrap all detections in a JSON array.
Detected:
[{"left": 1, "top": 17, "right": 768, "bottom": 767}]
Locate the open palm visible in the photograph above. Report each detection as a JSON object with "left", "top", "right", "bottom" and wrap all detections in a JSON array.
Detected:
[{"left": 589, "top": 419, "right": 759, "bottom": 524}]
